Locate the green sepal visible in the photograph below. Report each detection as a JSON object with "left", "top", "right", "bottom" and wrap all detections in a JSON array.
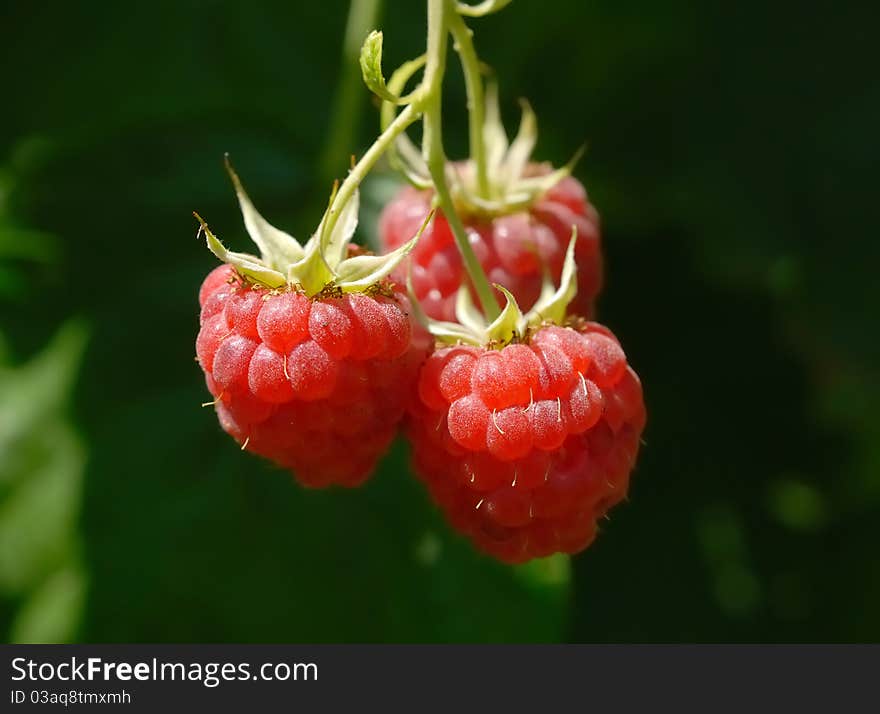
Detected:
[
  {"left": 317, "top": 187, "right": 360, "bottom": 270},
  {"left": 409, "top": 230, "right": 580, "bottom": 348},
  {"left": 501, "top": 99, "right": 537, "bottom": 189},
  {"left": 484, "top": 285, "right": 524, "bottom": 344},
  {"left": 517, "top": 144, "right": 585, "bottom": 193},
  {"left": 286, "top": 237, "right": 334, "bottom": 295},
  {"left": 441, "top": 78, "right": 587, "bottom": 218},
  {"left": 335, "top": 234, "right": 418, "bottom": 292},
  {"left": 525, "top": 229, "right": 577, "bottom": 326},
  {"left": 482, "top": 81, "right": 509, "bottom": 182},
  {"left": 288, "top": 187, "right": 362, "bottom": 294},
  {"left": 454, "top": 284, "right": 489, "bottom": 334},
  {"left": 392, "top": 134, "right": 433, "bottom": 189},
  {"left": 414, "top": 281, "right": 528, "bottom": 347},
  {"left": 224, "top": 157, "right": 303, "bottom": 270},
  {"left": 424, "top": 321, "right": 484, "bottom": 346},
  {"left": 201, "top": 164, "right": 422, "bottom": 296},
  {"left": 195, "top": 213, "right": 287, "bottom": 288},
  {"left": 407, "top": 271, "right": 484, "bottom": 346}
]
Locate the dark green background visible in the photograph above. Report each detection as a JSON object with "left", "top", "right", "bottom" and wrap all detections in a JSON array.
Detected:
[{"left": 1, "top": 0, "right": 877, "bottom": 642}]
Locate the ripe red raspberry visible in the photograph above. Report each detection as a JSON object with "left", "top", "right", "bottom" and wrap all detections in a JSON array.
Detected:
[
  {"left": 380, "top": 170, "right": 602, "bottom": 322},
  {"left": 197, "top": 266, "right": 423, "bottom": 488},
  {"left": 407, "top": 321, "right": 645, "bottom": 563},
  {"left": 195, "top": 157, "right": 430, "bottom": 488}
]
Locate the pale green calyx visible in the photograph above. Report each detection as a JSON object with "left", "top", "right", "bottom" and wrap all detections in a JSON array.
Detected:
[
  {"left": 381, "top": 75, "right": 584, "bottom": 217},
  {"left": 449, "top": 83, "right": 584, "bottom": 216},
  {"left": 196, "top": 162, "right": 422, "bottom": 295},
  {"left": 409, "top": 229, "right": 579, "bottom": 347}
]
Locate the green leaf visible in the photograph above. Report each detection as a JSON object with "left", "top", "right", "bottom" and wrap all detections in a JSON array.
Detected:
[
  {"left": 0, "top": 226, "right": 58, "bottom": 262},
  {"left": 0, "top": 321, "right": 88, "bottom": 464},
  {"left": 0, "top": 321, "right": 89, "bottom": 644},
  {"left": 0, "top": 423, "right": 84, "bottom": 593},
  {"left": 359, "top": 30, "right": 401, "bottom": 103},
  {"left": 10, "top": 564, "right": 86, "bottom": 644}
]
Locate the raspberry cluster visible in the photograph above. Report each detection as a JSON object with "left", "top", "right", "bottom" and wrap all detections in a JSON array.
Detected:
[
  {"left": 197, "top": 265, "right": 421, "bottom": 487},
  {"left": 194, "top": 2, "right": 647, "bottom": 565},
  {"left": 381, "top": 172, "right": 602, "bottom": 321},
  {"left": 407, "top": 322, "right": 645, "bottom": 563}
]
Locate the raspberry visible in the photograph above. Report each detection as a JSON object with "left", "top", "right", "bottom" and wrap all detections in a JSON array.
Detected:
[
  {"left": 407, "top": 322, "right": 645, "bottom": 563},
  {"left": 380, "top": 170, "right": 602, "bottom": 321},
  {"left": 197, "top": 271, "right": 423, "bottom": 488},
  {"left": 195, "top": 152, "right": 434, "bottom": 488}
]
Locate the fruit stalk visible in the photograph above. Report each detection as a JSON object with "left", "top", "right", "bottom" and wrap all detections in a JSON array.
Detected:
[
  {"left": 321, "top": 101, "right": 419, "bottom": 244},
  {"left": 422, "top": 0, "right": 502, "bottom": 320},
  {"left": 448, "top": 9, "right": 489, "bottom": 198}
]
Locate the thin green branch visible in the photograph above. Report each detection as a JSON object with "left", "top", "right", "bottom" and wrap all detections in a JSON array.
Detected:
[
  {"left": 421, "top": 0, "right": 500, "bottom": 320},
  {"left": 323, "top": 0, "right": 500, "bottom": 320},
  {"left": 321, "top": 102, "right": 420, "bottom": 245},
  {"left": 448, "top": 10, "right": 490, "bottom": 198}
]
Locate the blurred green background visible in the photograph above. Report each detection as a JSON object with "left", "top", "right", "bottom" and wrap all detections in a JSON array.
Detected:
[{"left": 1, "top": 0, "right": 878, "bottom": 642}]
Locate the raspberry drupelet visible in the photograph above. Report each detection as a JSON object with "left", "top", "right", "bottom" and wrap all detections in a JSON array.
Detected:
[
  {"left": 381, "top": 172, "right": 602, "bottom": 322},
  {"left": 195, "top": 161, "right": 427, "bottom": 488},
  {"left": 198, "top": 266, "right": 422, "bottom": 487},
  {"left": 408, "top": 321, "right": 644, "bottom": 563}
]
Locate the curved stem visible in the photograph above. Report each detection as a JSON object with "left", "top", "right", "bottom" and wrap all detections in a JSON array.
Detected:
[
  {"left": 422, "top": 0, "right": 501, "bottom": 319},
  {"left": 323, "top": 0, "right": 499, "bottom": 320},
  {"left": 322, "top": 102, "right": 419, "bottom": 243},
  {"left": 448, "top": 10, "right": 489, "bottom": 198}
]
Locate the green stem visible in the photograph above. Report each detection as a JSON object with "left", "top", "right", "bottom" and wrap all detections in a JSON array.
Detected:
[
  {"left": 448, "top": 10, "right": 490, "bottom": 198},
  {"left": 322, "top": 0, "right": 499, "bottom": 319},
  {"left": 422, "top": 0, "right": 501, "bottom": 319},
  {"left": 322, "top": 102, "right": 419, "bottom": 244}
]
